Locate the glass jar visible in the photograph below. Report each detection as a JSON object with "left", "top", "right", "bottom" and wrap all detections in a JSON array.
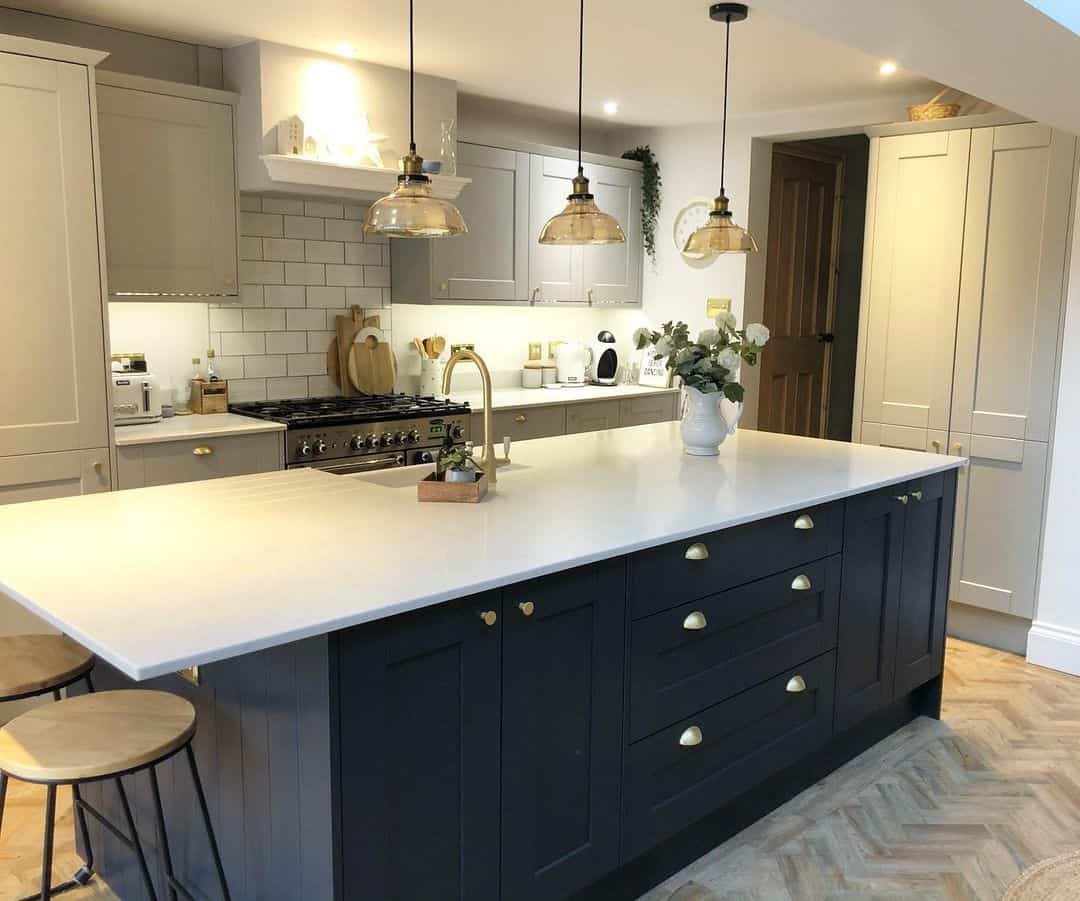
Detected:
[{"left": 439, "top": 119, "right": 457, "bottom": 176}]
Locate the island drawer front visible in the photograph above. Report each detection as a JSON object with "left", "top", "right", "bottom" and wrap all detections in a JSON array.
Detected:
[
  {"left": 117, "top": 432, "right": 283, "bottom": 488},
  {"left": 622, "top": 651, "right": 836, "bottom": 861},
  {"left": 628, "top": 502, "right": 843, "bottom": 618},
  {"left": 628, "top": 555, "right": 840, "bottom": 741},
  {"left": 471, "top": 405, "right": 566, "bottom": 443}
]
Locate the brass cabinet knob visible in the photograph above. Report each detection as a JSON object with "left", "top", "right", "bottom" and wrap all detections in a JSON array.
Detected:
[
  {"left": 790, "top": 574, "right": 812, "bottom": 591},
  {"left": 682, "top": 611, "right": 707, "bottom": 631},
  {"left": 911, "top": 489, "right": 924, "bottom": 502},
  {"left": 679, "top": 725, "right": 703, "bottom": 747},
  {"left": 684, "top": 542, "right": 709, "bottom": 561},
  {"left": 786, "top": 675, "right": 807, "bottom": 693},
  {"left": 479, "top": 610, "right": 497, "bottom": 627},
  {"left": 192, "top": 446, "right": 214, "bottom": 456},
  {"left": 224, "top": 275, "right": 235, "bottom": 287},
  {"left": 518, "top": 601, "right": 535, "bottom": 617},
  {"left": 514, "top": 414, "right": 528, "bottom": 424},
  {"left": 587, "top": 288, "right": 594, "bottom": 304},
  {"left": 92, "top": 460, "right": 103, "bottom": 471},
  {"left": 952, "top": 442, "right": 963, "bottom": 454},
  {"left": 931, "top": 439, "right": 942, "bottom": 452},
  {"left": 793, "top": 514, "right": 814, "bottom": 530},
  {"left": 895, "top": 494, "right": 909, "bottom": 504}
]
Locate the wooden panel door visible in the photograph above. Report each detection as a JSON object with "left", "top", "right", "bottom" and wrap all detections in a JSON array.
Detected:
[
  {"left": 835, "top": 485, "right": 905, "bottom": 732},
  {"left": 757, "top": 150, "right": 838, "bottom": 436},
  {"left": 860, "top": 131, "right": 970, "bottom": 440},
  {"left": 529, "top": 155, "right": 584, "bottom": 304},
  {"left": 894, "top": 472, "right": 956, "bottom": 697},
  {"left": 952, "top": 125, "right": 1076, "bottom": 442},
  {"left": 337, "top": 594, "right": 501, "bottom": 901},
  {"left": 501, "top": 561, "right": 624, "bottom": 901},
  {"left": 97, "top": 82, "right": 238, "bottom": 297},
  {"left": 0, "top": 54, "right": 108, "bottom": 457},
  {"left": 582, "top": 161, "right": 642, "bottom": 305},
  {"left": 565, "top": 399, "right": 621, "bottom": 434},
  {"left": 431, "top": 143, "right": 530, "bottom": 301},
  {"left": 948, "top": 433, "right": 1049, "bottom": 618}
]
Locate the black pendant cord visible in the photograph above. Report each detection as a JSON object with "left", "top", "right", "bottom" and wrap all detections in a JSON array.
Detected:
[
  {"left": 577, "top": 0, "right": 584, "bottom": 176},
  {"left": 720, "top": 12, "right": 730, "bottom": 193},
  {"left": 409, "top": 0, "right": 416, "bottom": 153}
]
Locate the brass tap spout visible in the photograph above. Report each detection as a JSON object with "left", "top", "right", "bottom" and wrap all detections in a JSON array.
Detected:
[{"left": 441, "top": 349, "right": 509, "bottom": 484}]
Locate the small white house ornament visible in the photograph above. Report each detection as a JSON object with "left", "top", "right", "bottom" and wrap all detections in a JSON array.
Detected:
[{"left": 276, "top": 115, "right": 305, "bottom": 156}]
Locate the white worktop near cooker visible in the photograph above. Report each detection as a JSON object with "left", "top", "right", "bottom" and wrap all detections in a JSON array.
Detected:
[
  {"left": 114, "top": 413, "right": 286, "bottom": 447},
  {"left": 0, "top": 423, "right": 964, "bottom": 681},
  {"left": 450, "top": 382, "right": 680, "bottom": 412}
]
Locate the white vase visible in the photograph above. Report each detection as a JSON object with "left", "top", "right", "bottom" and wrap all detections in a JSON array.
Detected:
[{"left": 680, "top": 386, "right": 743, "bottom": 456}]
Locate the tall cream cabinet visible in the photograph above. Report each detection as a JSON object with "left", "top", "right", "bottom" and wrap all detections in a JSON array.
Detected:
[
  {"left": 0, "top": 36, "right": 113, "bottom": 713},
  {"left": 855, "top": 122, "right": 1077, "bottom": 640}
]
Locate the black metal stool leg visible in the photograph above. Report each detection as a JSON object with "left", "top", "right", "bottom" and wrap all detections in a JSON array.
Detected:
[
  {"left": 0, "top": 771, "right": 7, "bottom": 839},
  {"left": 40, "top": 785, "right": 57, "bottom": 901},
  {"left": 70, "top": 784, "right": 95, "bottom": 885},
  {"left": 84, "top": 673, "right": 94, "bottom": 693},
  {"left": 114, "top": 777, "right": 159, "bottom": 901},
  {"left": 185, "top": 745, "right": 231, "bottom": 901},
  {"left": 147, "top": 767, "right": 178, "bottom": 901}
]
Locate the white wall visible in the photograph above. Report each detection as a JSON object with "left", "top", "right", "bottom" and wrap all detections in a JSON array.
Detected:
[{"left": 108, "top": 302, "right": 211, "bottom": 400}]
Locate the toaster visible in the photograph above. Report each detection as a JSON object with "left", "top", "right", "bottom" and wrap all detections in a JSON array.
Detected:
[{"left": 112, "top": 371, "right": 162, "bottom": 425}]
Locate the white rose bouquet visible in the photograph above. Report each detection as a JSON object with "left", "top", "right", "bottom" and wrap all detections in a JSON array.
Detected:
[{"left": 634, "top": 315, "right": 770, "bottom": 402}]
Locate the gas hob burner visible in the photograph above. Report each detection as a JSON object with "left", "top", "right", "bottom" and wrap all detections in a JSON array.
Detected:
[{"left": 229, "top": 393, "right": 471, "bottom": 429}]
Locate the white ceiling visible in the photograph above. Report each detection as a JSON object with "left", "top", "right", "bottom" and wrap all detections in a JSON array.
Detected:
[{"left": 11, "top": 0, "right": 937, "bottom": 126}]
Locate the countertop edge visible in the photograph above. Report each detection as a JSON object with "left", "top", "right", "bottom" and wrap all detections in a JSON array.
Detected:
[{"left": 114, "top": 418, "right": 287, "bottom": 447}]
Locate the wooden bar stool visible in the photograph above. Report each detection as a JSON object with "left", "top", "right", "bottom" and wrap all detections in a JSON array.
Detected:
[{"left": 0, "top": 690, "right": 231, "bottom": 901}]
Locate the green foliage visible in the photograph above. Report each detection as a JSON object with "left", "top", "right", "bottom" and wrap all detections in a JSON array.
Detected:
[
  {"left": 621, "top": 145, "right": 661, "bottom": 264},
  {"left": 441, "top": 444, "right": 476, "bottom": 473}
]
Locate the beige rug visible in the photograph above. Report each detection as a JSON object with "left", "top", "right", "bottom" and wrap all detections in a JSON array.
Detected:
[{"left": 1003, "top": 851, "right": 1080, "bottom": 901}]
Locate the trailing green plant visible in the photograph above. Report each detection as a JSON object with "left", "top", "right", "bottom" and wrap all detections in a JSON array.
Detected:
[{"left": 621, "top": 145, "right": 661, "bottom": 264}]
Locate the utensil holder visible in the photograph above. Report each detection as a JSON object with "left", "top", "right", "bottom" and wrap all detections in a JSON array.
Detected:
[{"left": 419, "top": 357, "right": 445, "bottom": 397}]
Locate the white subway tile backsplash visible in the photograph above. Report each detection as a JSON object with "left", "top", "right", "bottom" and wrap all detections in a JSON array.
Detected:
[
  {"left": 240, "top": 211, "right": 282, "bottom": 237},
  {"left": 239, "top": 194, "right": 262, "bottom": 212},
  {"left": 325, "top": 264, "right": 364, "bottom": 287},
  {"left": 344, "top": 243, "right": 382, "bottom": 265},
  {"left": 228, "top": 378, "right": 268, "bottom": 402},
  {"left": 345, "top": 287, "right": 382, "bottom": 307},
  {"left": 343, "top": 204, "right": 367, "bottom": 220},
  {"left": 242, "top": 308, "right": 286, "bottom": 331},
  {"left": 306, "top": 286, "right": 346, "bottom": 308},
  {"left": 266, "top": 377, "right": 308, "bottom": 399},
  {"left": 262, "top": 197, "right": 305, "bottom": 215},
  {"left": 364, "top": 266, "right": 391, "bottom": 287},
  {"left": 283, "top": 216, "right": 324, "bottom": 240},
  {"left": 209, "top": 307, "right": 243, "bottom": 332},
  {"left": 221, "top": 331, "right": 266, "bottom": 356},
  {"left": 263, "top": 238, "right": 306, "bottom": 262},
  {"left": 305, "top": 200, "right": 343, "bottom": 219},
  {"left": 305, "top": 240, "right": 344, "bottom": 264},
  {"left": 325, "top": 310, "right": 349, "bottom": 329},
  {"left": 285, "top": 262, "right": 325, "bottom": 285},
  {"left": 324, "top": 219, "right": 365, "bottom": 242},
  {"left": 243, "top": 354, "right": 287, "bottom": 378},
  {"left": 265, "top": 285, "right": 306, "bottom": 308},
  {"left": 240, "top": 260, "right": 284, "bottom": 285},
  {"left": 287, "top": 353, "right": 327, "bottom": 377},
  {"left": 238, "top": 284, "right": 265, "bottom": 307},
  {"left": 213, "top": 355, "right": 245, "bottom": 380},
  {"left": 239, "top": 236, "right": 263, "bottom": 260},
  {"left": 266, "top": 331, "right": 309, "bottom": 354},
  {"left": 307, "top": 331, "right": 335, "bottom": 353},
  {"left": 306, "top": 375, "right": 338, "bottom": 397},
  {"left": 286, "top": 308, "right": 328, "bottom": 331}
]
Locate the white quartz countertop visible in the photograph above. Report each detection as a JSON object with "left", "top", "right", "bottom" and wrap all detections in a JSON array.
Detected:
[
  {"left": 0, "top": 424, "right": 964, "bottom": 681},
  {"left": 449, "top": 383, "right": 680, "bottom": 412},
  {"left": 114, "top": 413, "right": 285, "bottom": 447}
]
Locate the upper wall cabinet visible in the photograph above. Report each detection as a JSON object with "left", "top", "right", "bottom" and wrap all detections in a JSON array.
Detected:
[
  {"left": 392, "top": 141, "right": 643, "bottom": 307},
  {"left": 96, "top": 73, "right": 240, "bottom": 299}
]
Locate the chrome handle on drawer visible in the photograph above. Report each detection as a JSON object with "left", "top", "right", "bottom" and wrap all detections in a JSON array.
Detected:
[
  {"left": 793, "top": 514, "right": 814, "bottom": 530},
  {"left": 679, "top": 725, "right": 703, "bottom": 747},
  {"left": 514, "top": 414, "right": 528, "bottom": 423},
  {"left": 192, "top": 446, "right": 214, "bottom": 456},
  {"left": 786, "top": 675, "right": 807, "bottom": 693},
  {"left": 790, "top": 574, "right": 812, "bottom": 591},
  {"left": 682, "top": 611, "right": 707, "bottom": 631},
  {"left": 684, "top": 542, "right": 709, "bottom": 561}
]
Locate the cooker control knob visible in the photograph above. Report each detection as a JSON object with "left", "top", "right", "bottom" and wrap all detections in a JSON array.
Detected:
[
  {"left": 394, "top": 431, "right": 409, "bottom": 446},
  {"left": 407, "top": 429, "right": 422, "bottom": 444},
  {"left": 380, "top": 432, "right": 395, "bottom": 447},
  {"left": 451, "top": 424, "right": 465, "bottom": 440},
  {"left": 350, "top": 435, "right": 365, "bottom": 451},
  {"left": 364, "top": 434, "right": 380, "bottom": 449},
  {"left": 313, "top": 439, "right": 327, "bottom": 455},
  {"left": 297, "top": 441, "right": 312, "bottom": 457}
]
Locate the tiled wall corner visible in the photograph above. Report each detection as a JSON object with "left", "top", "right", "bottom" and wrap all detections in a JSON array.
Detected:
[{"left": 212, "top": 193, "right": 393, "bottom": 402}]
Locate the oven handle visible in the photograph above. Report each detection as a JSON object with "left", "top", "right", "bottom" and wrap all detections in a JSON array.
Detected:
[{"left": 311, "top": 454, "right": 405, "bottom": 475}]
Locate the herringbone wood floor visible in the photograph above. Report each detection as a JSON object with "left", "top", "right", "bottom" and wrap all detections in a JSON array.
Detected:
[{"left": 1, "top": 639, "right": 1077, "bottom": 900}]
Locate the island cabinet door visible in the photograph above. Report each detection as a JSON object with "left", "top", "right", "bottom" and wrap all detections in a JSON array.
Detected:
[
  {"left": 500, "top": 560, "right": 626, "bottom": 901},
  {"left": 834, "top": 486, "right": 906, "bottom": 732},
  {"left": 336, "top": 593, "right": 502, "bottom": 901},
  {"left": 893, "top": 472, "right": 956, "bottom": 698}
]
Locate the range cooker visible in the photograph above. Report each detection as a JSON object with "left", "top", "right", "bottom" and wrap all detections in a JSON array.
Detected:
[{"left": 230, "top": 394, "right": 472, "bottom": 475}]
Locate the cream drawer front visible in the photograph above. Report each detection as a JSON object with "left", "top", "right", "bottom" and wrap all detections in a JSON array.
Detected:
[
  {"left": 566, "top": 400, "right": 621, "bottom": 434},
  {"left": 619, "top": 394, "right": 678, "bottom": 428},
  {"left": 117, "top": 432, "right": 283, "bottom": 489},
  {"left": 473, "top": 406, "right": 566, "bottom": 443}
]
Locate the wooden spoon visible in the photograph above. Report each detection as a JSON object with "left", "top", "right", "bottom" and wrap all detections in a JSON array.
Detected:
[
  {"left": 412, "top": 338, "right": 425, "bottom": 357},
  {"left": 431, "top": 335, "right": 446, "bottom": 358}
]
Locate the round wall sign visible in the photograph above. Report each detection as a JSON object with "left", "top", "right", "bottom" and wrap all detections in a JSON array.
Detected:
[{"left": 673, "top": 199, "right": 715, "bottom": 264}]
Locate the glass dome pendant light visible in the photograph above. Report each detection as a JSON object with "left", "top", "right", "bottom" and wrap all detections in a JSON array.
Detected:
[
  {"left": 538, "top": 0, "right": 625, "bottom": 245},
  {"left": 363, "top": 0, "right": 466, "bottom": 239},
  {"left": 683, "top": 3, "right": 759, "bottom": 256}
]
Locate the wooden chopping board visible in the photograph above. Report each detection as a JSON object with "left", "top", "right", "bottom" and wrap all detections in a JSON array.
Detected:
[
  {"left": 327, "top": 308, "right": 395, "bottom": 395},
  {"left": 347, "top": 329, "right": 396, "bottom": 395}
]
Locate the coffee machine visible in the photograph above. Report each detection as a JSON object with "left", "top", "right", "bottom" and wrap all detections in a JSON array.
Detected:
[{"left": 588, "top": 330, "right": 619, "bottom": 386}]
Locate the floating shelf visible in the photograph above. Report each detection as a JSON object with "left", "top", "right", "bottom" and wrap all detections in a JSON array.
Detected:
[{"left": 260, "top": 154, "right": 470, "bottom": 200}]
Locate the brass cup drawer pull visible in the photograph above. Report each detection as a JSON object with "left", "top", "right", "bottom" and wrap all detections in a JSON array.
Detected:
[
  {"left": 895, "top": 494, "right": 909, "bottom": 505},
  {"left": 192, "top": 446, "right": 214, "bottom": 456},
  {"left": 682, "top": 611, "right": 707, "bottom": 631},
  {"left": 790, "top": 574, "right": 812, "bottom": 591},
  {"left": 911, "top": 490, "right": 924, "bottom": 502},
  {"left": 679, "top": 725, "right": 703, "bottom": 747},
  {"left": 684, "top": 542, "right": 709, "bottom": 561},
  {"left": 479, "top": 610, "right": 497, "bottom": 627},
  {"left": 513, "top": 414, "right": 528, "bottom": 424},
  {"left": 518, "top": 601, "right": 535, "bottom": 617},
  {"left": 786, "top": 675, "right": 807, "bottom": 693},
  {"left": 793, "top": 514, "right": 814, "bottom": 530}
]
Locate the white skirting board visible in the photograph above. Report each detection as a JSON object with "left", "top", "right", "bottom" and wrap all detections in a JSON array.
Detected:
[{"left": 1027, "top": 620, "right": 1080, "bottom": 677}]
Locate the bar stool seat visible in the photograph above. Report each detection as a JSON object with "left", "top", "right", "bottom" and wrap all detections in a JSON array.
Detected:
[
  {"left": 0, "top": 635, "right": 94, "bottom": 701},
  {"left": 0, "top": 690, "right": 195, "bottom": 783}
]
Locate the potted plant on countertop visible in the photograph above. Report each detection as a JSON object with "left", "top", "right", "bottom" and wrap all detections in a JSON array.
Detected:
[
  {"left": 634, "top": 314, "right": 769, "bottom": 456},
  {"left": 441, "top": 443, "right": 479, "bottom": 483}
]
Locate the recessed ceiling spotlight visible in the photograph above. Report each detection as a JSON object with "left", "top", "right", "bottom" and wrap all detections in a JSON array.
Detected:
[
  {"left": 336, "top": 42, "right": 360, "bottom": 59},
  {"left": 879, "top": 61, "right": 898, "bottom": 76},
  {"left": 603, "top": 100, "right": 619, "bottom": 115}
]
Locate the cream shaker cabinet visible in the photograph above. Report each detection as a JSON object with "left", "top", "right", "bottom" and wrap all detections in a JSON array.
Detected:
[
  {"left": 529, "top": 154, "right": 586, "bottom": 304},
  {"left": 96, "top": 74, "right": 240, "bottom": 298}
]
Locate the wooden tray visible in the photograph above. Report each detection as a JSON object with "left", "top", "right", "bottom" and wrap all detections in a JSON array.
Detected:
[{"left": 417, "top": 472, "right": 489, "bottom": 503}]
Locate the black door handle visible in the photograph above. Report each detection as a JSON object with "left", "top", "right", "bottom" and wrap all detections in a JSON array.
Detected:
[{"left": 816, "top": 332, "right": 835, "bottom": 343}]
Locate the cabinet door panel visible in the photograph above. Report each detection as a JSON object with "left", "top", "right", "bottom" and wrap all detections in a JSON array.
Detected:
[
  {"left": 0, "top": 56, "right": 108, "bottom": 456},
  {"left": 948, "top": 433, "right": 1047, "bottom": 618},
  {"left": 98, "top": 84, "right": 238, "bottom": 297},
  {"left": 952, "top": 126, "right": 1075, "bottom": 442},
  {"left": 619, "top": 394, "right": 678, "bottom": 427},
  {"left": 861, "top": 131, "right": 970, "bottom": 439},
  {"left": 431, "top": 144, "right": 529, "bottom": 301},
  {"left": 501, "top": 561, "right": 624, "bottom": 901},
  {"left": 565, "top": 399, "right": 621, "bottom": 434},
  {"left": 337, "top": 595, "right": 501, "bottom": 901},
  {"left": 894, "top": 473, "right": 956, "bottom": 696},
  {"left": 528, "top": 155, "right": 584, "bottom": 303},
  {"left": 835, "top": 486, "right": 904, "bottom": 732},
  {"left": 582, "top": 162, "right": 642, "bottom": 305}
]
